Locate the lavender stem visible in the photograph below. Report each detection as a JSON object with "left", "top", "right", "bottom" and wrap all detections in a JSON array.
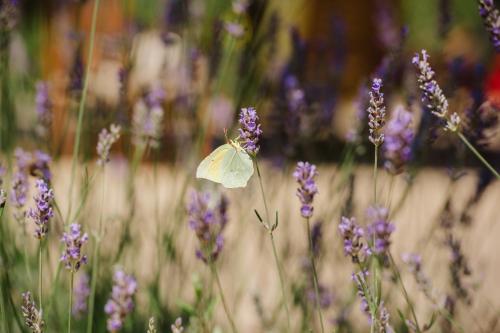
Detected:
[
  {"left": 306, "top": 217, "right": 325, "bottom": 333},
  {"left": 388, "top": 253, "right": 421, "bottom": 332},
  {"left": 86, "top": 166, "right": 106, "bottom": 333},
  {"left": 254, "top": 159, "right": 291, "bottom": 331},
  {"left": 38, "top": 242, "right": 42, "bottom": 313},
  {"left": 66, "top": 0, "right": 101, "bottom": 224},
  {"left": 68, "top": 272, "right": 74, "bottom": 333},
  {"left": 210, "top": 263, "right": 238, "bottom": 333},
  {"left": 457, "top": 132, "right": 500, "bottom": 179}
]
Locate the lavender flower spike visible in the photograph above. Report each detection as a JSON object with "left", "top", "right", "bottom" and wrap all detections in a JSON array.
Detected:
[
  {"left": 60, "top": 223, "right": 88, "bottom": 272},
  {"left": 383, "top": 106, "right": 414, "bottom": 174},
  {"left": 368, "top": 78, "right": 386, "bottom": 146},
  {"left": 132, "top": 88, "right": 165, "bottom": 149},
  {"left": 21, "top": 291, "right": 45, "bottom": 333},
  {"left": 293, "top": 161, "right": 318, "bottom": 218},
  {"left": 338, "top": 216, "right": 366, "bottom": 262},
  {"left": 187, "top": 190, "right": 228, "bottom": 263},
  {"left": 11, "top": 148, "right": 31, "bottom": 222},
  {"left": 478, "top": 0, "right": 500, "bottom": 51},
  {"left": 412, "top": 50, "right": 460, "bottom": 132},
  {"left": 238, "top": 107, "right": 263, "bottom": 155},
  {"left": 73, "top": 273, "right": 90, "bottom": 317},
  {"left": 28, "top": 179, "right": 54, "bottom": 240},
  {"left": 97, "top": 124, "right": 121, "bottom": 166},
  {"left": 35, "top": 81, "right": 52, "bottom": 137},
  {"left": 104, "top": 269, "right": 137, "bottom": 332},
  {"left": 171, "top": 317, "right": 184, "bottom": 333},
  {"left": 367, "top": 206, "right": 395, "bottom": 255}
]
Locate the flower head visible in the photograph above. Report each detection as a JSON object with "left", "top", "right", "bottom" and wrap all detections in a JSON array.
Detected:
[
  {"left": 21, "top": 291, "right": 44, "bottom": 333},
  {"left": 132, "top": 88, "right": 165, "bottom": 149},
  {"left": 366, "top": 206, "right": 395, "bottom": 255},
  {"left": 104, "top": 269, "right": 137, "bottom": 332},
  {"left": 293, "top": 161, "right": 318, "bottom": 218},
  {"left": 238, "top": 107, "right": 263, "bottom": 155},
  {"left": 478, "top": 0, "right": 500, "bottom": 51},
  {"left": 383, "top": 106, "right": 414, "bottom": 174},
  {"left": 171, "top": 317, "right": 184, "bottom": 333},
  {"left": 60, "top": 223, "right": 88, "bottom": 272},
  {"left": 187, "top": 190, "right": 228, "bottom": 263},
  {"left": 368, "top": 78, "right": 386, "bottom": 146},
  {"left": 97, "top": 124, "right": 121, "bottom": 166},
  {"left": 73, "top": 273, "right": 90, "bottom": 317},
  {"left": 35, "top": 81, "right": 52, "bottom": 138},
  {"left": 412, "top": 50, "right": 460, "bottom": 132},
  {"left": 28, "top": 179, "right": 54, "bottom": 240},
  {"left": 338, "top": 216, "right": 366, "bottom": 262},
  {"left": 32, "top": 150, "right": 52, "bottom": 182}
]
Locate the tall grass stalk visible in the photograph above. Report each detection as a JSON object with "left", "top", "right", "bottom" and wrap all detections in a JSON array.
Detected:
[
  {"left": 305, "top": 217, "right": 325, "bottom": 333},
  {"left": 86, "top": 165, "right": 107, "bottom": 333},
  {"left": 66, "top": 0, "right": 101, "bottom": 223},
  {"left": 210, "top": 263, "right": 238, "bottom": 333},
  {"left": 457, "top": 132, "right": 500, "bottom": 179},
  {"left": 254, "top": 159, "right": 291, "bottom": 331}
]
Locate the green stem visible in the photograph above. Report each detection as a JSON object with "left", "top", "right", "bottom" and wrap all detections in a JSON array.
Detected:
[
  {"left": 388, "top": 253, "right": 421, "bottom": 332},
  {"left": 306, "top": 218, "right": 325, "bottom": 333},
  {"left": 38, "top": 242, "right": 43, "bottom": 312},
  {"left": 68, "top": 272, "right": 74, "bottom": 333},
  {"left": 87, "top": 166, "right": 106, "bottom": 333},
  {"left": 210, "top": 263, "right": 238, "bottom": 333},
  {"left": 373, "top": 145, "right": 378, "bottom": 204},
  {"left": 254, "top": 159, "right": 291, "bottom": 331},
  {"left": 66, "top": 0, "right": 101, "bottom": 223},
  {"left": 457, "top": 132, "right": 500, "bottom": 179}
]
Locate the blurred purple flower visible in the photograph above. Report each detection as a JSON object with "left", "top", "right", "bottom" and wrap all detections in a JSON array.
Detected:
[
  {"left": 104, "top": 269, "right": 137, "bottom": 332},
  {"left": 238, "top": 107, "right": 262, "bottom": 155},
  {"left": 132, "top": 88, "right": 165, "bottom": 149},
  {"left": 97, "top": 124, "right": 121, "bottom": 166},
  {"left": 352, "top": 271, "right": 370, "bottom": 318},
  {"left": 68, "top": 48, "right": 84, "bottom": 94},
  {"left": 366, "top": 206, "right": 394, "bottom": 255},
  {"left": 60, "top": 223, "right": 88, "bottom": 272},
  {"left": 187, "top": 190, "right": 229, "bottom": 263},
  {"left": 383, "top": 106, "right": 414, "bottom": 174},
  {"left": 11, "top": 149, "right": 31, "bottom": 222},
  {"left": 293, "top": 161, "right": 318, "bottom": 218},
  {"left": 35, "top": 81, "right": 52, "bottom": 138},
  {"left": 28, "top": 179, "right": 54, "bottom": 240},
  {"left": 73, "top": 272, "right": 90, "bottom": 317},
  {"left": 32, "top": 150, "right": 52, "bottom": 182},
  {"left": 368, "top": 78, "right": 386, "bottom": 146},
  {"left": 0, "top": 0, "right": 19, "bottom": 31},
  {"left": 478, "top": 0, "right": 500, "bottom": 51}
]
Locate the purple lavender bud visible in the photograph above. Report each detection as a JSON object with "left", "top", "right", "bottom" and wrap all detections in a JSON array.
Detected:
[
  {"left": 383, "top": 106, "right": 414, "bottom": 174},
  {"left": 21, "top": 291, "right": 45, "bottom": 333},
  {"left": 104, "top": 269, "right": 137, "bottom": 332},
  {"left": 32, "top": 150, "right": 52, "bottom": 182},
  {"left": 412, "top": 50, "right": 461, "bottom": 132},
  {"left": 187, "top": 190, "right": 229, "bottom": 264},
  {"left": 293, "top": 161, "right": 318, "bottom": 219},
  {"left": 352, "top": 271, "right": 371, "bottom": 318},
  {"left": 28, "top": 179, "right": 54, "bottom": 240},
  {"left": 238, "top": 107, "right": 263, "bottom": 155},
  {"left": 132, "top": 88, "right": 165, "bottom": 149},
  {"left": 368, "top": 78, "right": 386, "bottom": 146},
  {"left": 97, "top": 124, "right": 121, "bottom": 166},
  {"left": 35, "top": 81, "right": 52, "bottom": 137},
  {"left": 68, "top": 49, "right": 83, "bottom": 94},
  {"left": 0, "top": 0, "right": 19, "bottom": 31},
  {"left": 224, "top": 22, "right": 245, "bottom": 37},
  {"left": 60, "top": 223, "right": 88, "bottom": 272},
  {"left": 366, "top": 206, "right": 394, "bottom": 255},
  {"left": 478, "top": 0, "right": 500, "bottom": 51},
  {"left": 338, "top": 216, "right": 366, "bottom": 262},
  {"left": 73, "top": 273, "right": 90, "bottom": 317}
]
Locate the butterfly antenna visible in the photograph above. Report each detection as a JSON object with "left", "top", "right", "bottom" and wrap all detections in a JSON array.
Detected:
[{"left": 224, "top": 128, "right": 230, "bottom": 144}]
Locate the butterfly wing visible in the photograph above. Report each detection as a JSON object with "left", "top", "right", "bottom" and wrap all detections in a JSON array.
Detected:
[
  {"left": 196, "top": 143, "right": 254, "bottom": 188},
  {"left": 220, "top": 146, "right": 254, "bottom": 188},
  {"left": 196, "top": 144, "right": 233, "bottom": 184}
]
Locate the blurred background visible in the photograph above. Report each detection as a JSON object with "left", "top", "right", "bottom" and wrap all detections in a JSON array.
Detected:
[{"left": 2, "top": 0, "right": 499, "bottom": 166}]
